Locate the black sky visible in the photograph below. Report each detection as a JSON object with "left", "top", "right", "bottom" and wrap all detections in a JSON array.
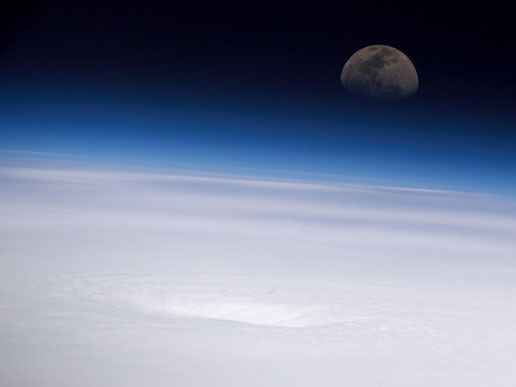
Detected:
[{"left": 3, "top": 3, "right": 514, "bottom": 92}]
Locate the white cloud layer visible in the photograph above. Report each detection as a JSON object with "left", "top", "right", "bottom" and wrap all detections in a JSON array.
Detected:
[{"left": 1, "top": 163, "right": 516, "bottom": 386}]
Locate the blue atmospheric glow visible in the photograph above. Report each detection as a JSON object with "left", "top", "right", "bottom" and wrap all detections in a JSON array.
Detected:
[{"left": 1, "top": 87, "right": 515, "bottom": 195}]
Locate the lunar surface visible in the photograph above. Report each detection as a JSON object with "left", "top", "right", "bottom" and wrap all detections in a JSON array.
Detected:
[
  {"left": 1, "top": 162, "right": 516, "bottom": 387},
  {"left": 341, "top": 45, "right": 419, "bottom": 99}
]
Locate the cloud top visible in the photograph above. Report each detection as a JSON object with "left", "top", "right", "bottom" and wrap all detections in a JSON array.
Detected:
[{"left": 1, "top": 162, "right": 516, "bottom": 386}]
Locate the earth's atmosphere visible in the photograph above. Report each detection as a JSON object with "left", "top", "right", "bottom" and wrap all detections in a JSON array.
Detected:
[{"left": 1, "top": 161, "right": 515, "bottom": 386}]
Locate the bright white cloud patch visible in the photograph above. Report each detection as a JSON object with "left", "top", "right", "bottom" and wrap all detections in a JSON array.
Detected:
[{"left": 1, "top": 162, "right": 515, "bottom": 387}]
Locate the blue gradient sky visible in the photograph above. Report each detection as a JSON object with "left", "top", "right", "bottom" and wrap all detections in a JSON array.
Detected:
[
  {"left": 1, "top": 2, "right": 515, "bottom": 194},
  {"left": 1, "top": 81, "right": 515, "bottom": 194}
]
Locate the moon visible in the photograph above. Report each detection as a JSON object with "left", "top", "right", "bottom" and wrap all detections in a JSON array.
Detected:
[{"left": 341, "top": 45, "right": 418, "bottom": 100}]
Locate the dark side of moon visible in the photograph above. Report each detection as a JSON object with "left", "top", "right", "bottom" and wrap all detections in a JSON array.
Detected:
[{"left": 341, "top": 45, "right": 418, "bottom": 100}]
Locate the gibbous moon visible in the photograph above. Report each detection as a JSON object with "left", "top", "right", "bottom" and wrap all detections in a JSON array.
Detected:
[{"left": 341, "top": 45, "right": 418, "bottom": 100}]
